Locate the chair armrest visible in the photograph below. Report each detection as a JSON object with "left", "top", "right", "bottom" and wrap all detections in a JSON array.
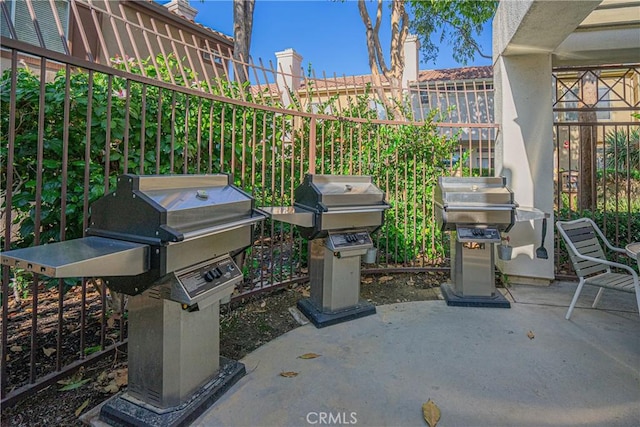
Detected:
[
  {"left": 573, "top": 252, "right": 639, "bottom": 281},
  {"left": 609, "top": 246, "right": 627, "bottom": 255}
]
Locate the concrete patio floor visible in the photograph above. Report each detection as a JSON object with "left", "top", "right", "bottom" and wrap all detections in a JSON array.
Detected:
[{"left": 197, "top": 281, "right": 639, "bottom": 427}]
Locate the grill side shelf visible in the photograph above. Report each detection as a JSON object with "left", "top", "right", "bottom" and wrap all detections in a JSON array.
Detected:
[
  {"left": 259, "top": 206, "right": 315, "bottom": 228},
  {"left": 0, "top": 237, "right": 149, "bottom": 278}
]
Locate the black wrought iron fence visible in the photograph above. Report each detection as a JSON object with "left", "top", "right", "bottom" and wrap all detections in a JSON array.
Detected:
[{"left": 553, "top": 65, "right": 640, "bottom": 274}]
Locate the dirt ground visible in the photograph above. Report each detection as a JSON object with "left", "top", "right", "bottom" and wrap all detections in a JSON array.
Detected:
[{"left": 1, "top": 272, "right": 447, "bottom": 427}]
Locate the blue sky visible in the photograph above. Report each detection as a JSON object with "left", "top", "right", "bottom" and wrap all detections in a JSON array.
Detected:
[{"left": 170, "top": 0, "right": 493, "bottom": 76}]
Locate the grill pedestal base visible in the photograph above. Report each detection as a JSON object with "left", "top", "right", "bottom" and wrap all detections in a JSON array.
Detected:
[
  {"left": 98, "top": 357, "right": 245, "bottom": 427},
  {"left": 440, "top": 283, "right": 511, "bottom": 308},
  {"left": 297, "top": 298, "right": 376, "bottom": 328}
]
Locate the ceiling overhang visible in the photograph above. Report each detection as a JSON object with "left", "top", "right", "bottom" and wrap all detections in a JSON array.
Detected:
[{"left": 494, "top": 0, "right": 640, "bottom": 67}]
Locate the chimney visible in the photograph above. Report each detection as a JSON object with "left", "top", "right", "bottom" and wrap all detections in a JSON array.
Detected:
[
  {"left": 275, "top": 48, "right": 303, "bottom": 107},
  {"left": 165, "top": 0, "right": 198, "bottom": 22},
  {"left": 402, "top": 35, "right": 420, "bottom": 88}
]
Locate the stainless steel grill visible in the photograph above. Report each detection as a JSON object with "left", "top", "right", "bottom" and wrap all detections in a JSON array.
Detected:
[
  {"left": 435, "top": 177, "right": 516, "bottom": 307},
  {"left": 1, "top": 174, "right": 266, "bottom": 426},
  {"left": 262, "top": 174, "right": 390, "bottom": 328}
]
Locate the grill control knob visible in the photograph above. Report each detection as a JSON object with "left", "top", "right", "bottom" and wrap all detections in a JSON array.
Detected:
[
  {"left": 212, "top": 267, "right": 223, "bottom": 278},
  {"left": 204, "top": 271, "right": 215, "bottom": 282}
]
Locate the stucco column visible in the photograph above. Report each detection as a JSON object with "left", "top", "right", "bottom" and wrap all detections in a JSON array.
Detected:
[
  {"left": 402, "top": 35, "right": 419, "bottom": 87},
  {"left": 275, "top": 48, "right": 302, "bottom": 108},
  {"left": 494, "top": 54, "right": 554, "bottom": 285}
]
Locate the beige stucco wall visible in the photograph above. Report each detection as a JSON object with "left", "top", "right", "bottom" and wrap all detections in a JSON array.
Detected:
[
  {"left": 492, "top": 0, "right": 621, "bottom": 284},
  {"left": 494, "top": 53, "right": 555, "bottom": 283}
]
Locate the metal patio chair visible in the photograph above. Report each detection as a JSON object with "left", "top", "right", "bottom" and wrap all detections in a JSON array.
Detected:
[{"left": 556, "top": 218, "right": 640, "bottom": 320}]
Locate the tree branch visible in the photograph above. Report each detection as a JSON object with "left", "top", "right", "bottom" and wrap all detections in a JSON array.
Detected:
[
  {"left": 388, "top": 0, "right": 408, "bottom": 81},
  {"left": 358, "top": 0, "right": 388, "bottom": 76},
  {"left": 358, "top": 0, "right": 392, "bottom": 113},
  {"left": 438, "top": 14, "right": 491, "bottom": 60}
]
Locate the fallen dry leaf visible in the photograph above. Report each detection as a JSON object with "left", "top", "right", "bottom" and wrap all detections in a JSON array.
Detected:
[
  {"left": 407, "top": 278, "right": 415, "bottom": 286},
  {"left": 361, "top": 277, "right": 374, "bottom": 284},
  {"left": 422, "top": 399, "right": 441, "bottom": 427},
  {"left": 107, "top": 317, "right": 115, "bottom": 329},
  {"left": 301, "top": 289, "right": 310, "bottom": 298},
  {"left": 527, "top": 330, "right": 535, "bottom": 340},
  {"left": 103, "top": 381, "right": 120, "bottom": 394},
  {"left": 114, "top": 369, "right": 128, "bottom": 387},
  {"left": 379, "top": 276, "right": 394, "bottom": 283},
  {"left": 10, "top": 345, "right": 22, "bottom": 353},
  {"left": 94, "top": 368, "right": 127, "bottom": 394},
  {"left": 298, "top": 353, "right": 321, "bottom": 359},
  {"left": 279, "top": 371, "right": 299, "bottom": 378},
  {"left": 96, "top": 371, "right": 108, "bottom": 383},
  {"left": 75, "top": 399, "right": 90, "bottom": 417},
  {"left": 260, "top": 300, "right": 267, "bottom": 308},
  {"left": 43, "top": 347, "right": 56, "bottom": 357}
]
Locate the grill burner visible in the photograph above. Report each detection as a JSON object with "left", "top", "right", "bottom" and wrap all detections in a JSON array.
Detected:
[
  {"left": 262, "top": 174, "right": 390, "bottom": 328},
  {"left": 1, "top": 174, "right": 265, "bottom": 426},
  {"left": 435, "top": 177, "right": 516, "bottom": 308}
]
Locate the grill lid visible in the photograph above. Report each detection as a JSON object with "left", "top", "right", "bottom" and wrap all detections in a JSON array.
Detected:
[
  {"left": 435, "top": 177, "right": 515, "bottom": 207},
  {"left": 88, "top": 174, "right": 263, "bottom": 244},
  {"left": 260, "top": 174, "right": 390, "bottom": 240},
  {"left": 434, "top": 177, "right": 517, "bottom": 232},
  {"left": 294, "top": 174, "right": 387, "bottom": 211}
]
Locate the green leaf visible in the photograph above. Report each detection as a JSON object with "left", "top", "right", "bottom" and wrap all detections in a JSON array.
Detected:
[
  {"left": 84, "top": 345, "right": 101, "bottom": 355},
  {"left": 58, "top": 378, "right": 91, "bottom": 391}
]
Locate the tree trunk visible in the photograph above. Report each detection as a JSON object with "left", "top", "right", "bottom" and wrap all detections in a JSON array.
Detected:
[
  {"left": 578, "top": 71, "right": 598, "bottom": 211},
  {"left": 233, "top": 0, "right": 255, "bottom": 85},
  {"left": 358, "top": 0, "right": 408, "bottom": 119}
]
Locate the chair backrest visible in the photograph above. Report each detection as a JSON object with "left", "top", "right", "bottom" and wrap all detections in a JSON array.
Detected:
[{"left": 556, "top": 219, "right": 609, "bottom": 278}]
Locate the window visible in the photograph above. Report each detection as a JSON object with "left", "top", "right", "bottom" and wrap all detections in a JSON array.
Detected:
[
  {"left": 2, "top": 0, "right": 70, "bottom": 54},
  {"left": 555, "top": 87, "right": 579, "bottom": 122},
  {"left": 202, "top": 51, "right": 222, "bottom": 65},
  {"left": 596, "top": 86, "right": 611, "bottom": 121},
  {"left": 310, "top": 102, "right": 333, "bottom": 115},
  {"left": 201, "top": 42, "right": 223, "bottom": 65},
  {"left": 554, "top": 77, "right": 611, "bottom": 122},
  {"left": 414, "top": 81, "right": 494, "bottom": 124},
  {"left": 368, "top": 100, "right": 386, "bottom": 120}
]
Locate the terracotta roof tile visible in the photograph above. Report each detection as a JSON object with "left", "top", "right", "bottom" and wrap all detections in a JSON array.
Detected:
[
  {"left": 250, "top": 82, "right": 280, "bottom": 97},
  {"left": 417, "top": 66, "right": 492, "bottom": 82},
  {"left": 250, "top": 66, "right": 494, "bottom": 97},
  {"left": 299, "top": 66, "right": 492, "bottom": 91},
  {"left": 299, "top": 74, "right": 389, "bottom": 91}
]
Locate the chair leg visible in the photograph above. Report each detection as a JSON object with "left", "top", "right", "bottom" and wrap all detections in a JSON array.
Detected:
[
  {"left": 566, "top": 279, "right": 586, "bottom": 320},
  {"left": 592, "top": 287, "right": 604, "bottom": 308},
  {"left": 635, "top": 291, "right": 640, "bottom": 317}
]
